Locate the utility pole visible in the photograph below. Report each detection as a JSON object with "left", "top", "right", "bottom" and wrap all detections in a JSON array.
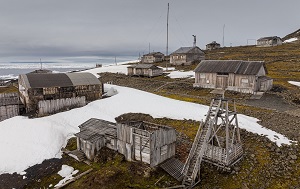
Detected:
[
  {"left": 166, "top": 3, "right": 169, "bottom": 71},
  {"left": 149, "top": 43, "right": 150, "bottom": 54},
  {"left": 222, "top": 24, "right": 225, "bottom": 47}
]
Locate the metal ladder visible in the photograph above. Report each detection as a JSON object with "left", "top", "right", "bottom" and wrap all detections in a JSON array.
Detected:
[{"left": 181, "top": 98, "right": 222, "bottom": 188}]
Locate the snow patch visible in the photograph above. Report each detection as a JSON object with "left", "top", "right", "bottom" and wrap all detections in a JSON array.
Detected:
[
  {"left": 167, "top": 70, "right": 195, "bottom": 78},
  {"left": 55, "top": 165, "right": 78, "bottom": 187},
  {"left": 284, "top": 37, "right": 298, "bottom": 43},
  {"left": 288, "top": 81, "right": 300, "bottom": 87},
  {"left": 0, "top": 84, "right": 294, "bottom": 174}
]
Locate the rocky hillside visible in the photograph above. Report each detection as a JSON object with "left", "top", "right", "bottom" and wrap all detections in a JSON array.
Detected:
[{"left": 282, "top": 28, "right": 300, "bottom": 42}]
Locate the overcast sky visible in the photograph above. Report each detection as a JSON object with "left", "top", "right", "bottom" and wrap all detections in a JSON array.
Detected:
[{"left": 0, "top": 0, "right": 299, "bottom": 58}]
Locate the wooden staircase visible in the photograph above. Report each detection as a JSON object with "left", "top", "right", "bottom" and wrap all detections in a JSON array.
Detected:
[{"left": 181, "top": 98, "right": 222, "bottom": 188}]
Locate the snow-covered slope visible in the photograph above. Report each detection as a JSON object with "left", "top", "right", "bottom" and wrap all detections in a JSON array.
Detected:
[
  {"left": 0, "top": 84, "right": 293, "bottom": 174},
  {"left": 288, "top": 81, "right": 300, "bottom": 87}
]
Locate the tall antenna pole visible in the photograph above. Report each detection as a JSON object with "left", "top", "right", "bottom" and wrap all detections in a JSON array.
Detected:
[
  {"left": 149, "top": 42, "right": 150, "bottom": 54},
  {"left": 166, "top": 3, "right": 169, "bottom": 71},
  {"left": 222, "top": 24, "right": 225, "bottom": 47},
  {"left": 166, "top": 3, "right": 169, "bottom": 56}
]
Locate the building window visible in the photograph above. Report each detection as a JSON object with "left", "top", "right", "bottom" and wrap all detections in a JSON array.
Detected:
[{"left": 200, "top": 73, "right": 205, "bottom": 79}]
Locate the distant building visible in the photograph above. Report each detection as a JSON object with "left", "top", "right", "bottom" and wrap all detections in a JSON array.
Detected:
[
  {"left": 206, "top": 41, "right": 221, "bottom": 50},
  {"left": 193, "top": 60, "right": 273, "bottom": 94},
  {"left": 141, "top": 52, "right": 164, "bottom": 63},
  {"left": 18, "top": 72, "right": 103, "bottom": 114},
  {"left": 170, "top": 46, "right": 205, "bottom": 66},
  {"left": 257, "top": 36, "right": 282, "bottom": 47},
  {"left": 127, "top": 64, "right": 163, "bottom": 77},
  {"left": 74, "top": 119, "right": 176, "bottom": 167}
]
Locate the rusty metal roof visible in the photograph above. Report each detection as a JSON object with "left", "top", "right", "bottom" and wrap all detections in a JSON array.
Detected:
[
  {"left": 194, "top": 60, "right": 265, "bottom": 75},
  {"left": 21, "top": 72, "right": 100, "bottom": 88}
]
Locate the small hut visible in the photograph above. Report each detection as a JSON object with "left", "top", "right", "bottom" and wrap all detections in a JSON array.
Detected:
[
  {"left": 127, "top": 64, "right": 163, "bottom": 77},
  {"left": 170, "top": 46, "right": 205, "bottom": 66},
  {"left": 141, "top": 52, "right": 164, "bottom": 63},
  {"left": 193, "top": 60, "right": 273, "bottom": 93},
  {"left": 206, "top": 41, "right": 221, "bottom": 50},
  {"left": 74, "top": 118, "right": 117, "bottom": 160},
  {"left": 18, "top": 72, "right": 103, "bottom": 115},
  {"left": 74, "top": 119, "right": 176, "bottom": 167},
  {"left": 257, "top": 36, "right": 282, "bottom": 47}
]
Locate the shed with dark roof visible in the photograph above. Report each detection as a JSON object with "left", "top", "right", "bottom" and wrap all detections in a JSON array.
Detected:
[
  {"left": 141, "top": 52, "right": 164, "bottom": 63},
  {"left": 170, "top": 46, "right": 205, "bottom": 65},
  {"left": 127, "top": 64, "right": 163, "bottom": 77},
  {"left": 193, "top": 60, "right": 273, "bottom": 93},
  {"left": 18, "top": 72, "right": 103, "bottom": 114}
]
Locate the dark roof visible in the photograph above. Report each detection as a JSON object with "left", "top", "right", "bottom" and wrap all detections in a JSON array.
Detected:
[
  {"left": 20, "top": 72, "right": 100, "bottom": 89},
  {"left": 194, "top": 60, "right": 265, "bottom": 75},
  {"left": 127, "top": 64, "right": 161, "bottom": 69},
  {"left": 143, "top": 52, "right": 164, "bottom": 56},
  {"left": 171, "top": 46, "right": 204, "bottom": 54},
  {"left": 207, "top": 41, "right": 220, "bottom": 45},
  {"left": 257, "top": 36, "right": 282, "bottom": 41},
  {"left": 26, "top": 73, "right": 73, "bottom": 88}
]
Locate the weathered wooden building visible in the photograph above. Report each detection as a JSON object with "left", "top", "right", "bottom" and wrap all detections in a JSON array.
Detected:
[
  {"left": 74, "top": 119, "right": 176, "bottom": 167},
  {"left": 75, "top": 118, "right": 117, "bottom": 160},
  {"left": 170, "top": 46, "right": 205, "bottom": 66},
  {"left": 257, "top": 36, "right": 282, "bottom": 47},
  {"left": 117, "top": 121, "right": 176, "bottom": 167},
  {"left": 0, "top": 93, "right": 19, "bottom": 121},
  {"left": 206, "top": 41, "right": 221, "bottom": 50},
  {"left": 127, "top": 64, "right": 163, "bottom": 77},
  {"left": 18, "top": 72, "right": 103, "bottom": 115},
  {"left": 193, "top": 60, "right": 273, "bottom": 93},
  {"left": 141, "top": 52, "right": 164, "bottom": 63}
]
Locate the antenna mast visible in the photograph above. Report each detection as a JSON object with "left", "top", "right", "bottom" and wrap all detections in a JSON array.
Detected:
[
  {"left": 222, "top": 24, "right": 225, "bottom": 47},
  {"left": 166, "top": 3, "right": 169, "bottom": 56}
]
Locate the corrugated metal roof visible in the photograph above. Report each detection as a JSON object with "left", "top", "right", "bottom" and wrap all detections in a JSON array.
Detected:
[
  {"left": 194, "top": 60, "right": 265, "bottom": 75},
  {"left": 22, "top": 72, "right": 100, "bottom": 88},
  {"left": 66, "top": 72, "right": 100, "bottom": 86},
  {"left": 143, "top": 52, "right": 164, "bottom": 56}
]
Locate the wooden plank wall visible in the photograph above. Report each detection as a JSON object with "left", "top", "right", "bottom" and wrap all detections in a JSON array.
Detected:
[
  {"left": 0, "top": 105, "right": 19, "bottom": 121},
  {"left": 38, "top": 96, "right": 86, "bottom": 116}
]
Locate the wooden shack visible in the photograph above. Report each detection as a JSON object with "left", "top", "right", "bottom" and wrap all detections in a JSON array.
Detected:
[
  {"left": 193, "top": 60, "right": 273, "bottom": 93},
  {"left": 206, "top": 41, "right": 221, "bottom": 50},
  {"left": 18, "top": 72, "right": 103, "bottom": 115},
  {"left": 0, "top": 93, "right": 19, "bottom": 121},
  {"left": 74, "top": 119, "right": 176, "bottom": 167},
  {"left": 170, "top": 46, "right": 205, "bottom": 66},
  {"left": 117, "top": 121, "right": 176, "bottom": 167},
  {"left": 127, "top": 64, "right": 163, "bottom": 77},
  {"left": 74, "top": 118, "right": 117, "bottom": 160},
  {"left": 257, "top": 36, "right": 282, "bottom": 47},
  {"left": 141, "top": 52, "right": 164, "bottom": 63}
]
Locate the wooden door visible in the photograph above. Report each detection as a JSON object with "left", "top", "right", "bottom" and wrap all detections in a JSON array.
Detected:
[{"left": 216, "top": 76, "right": 228, "bottom": 89}]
